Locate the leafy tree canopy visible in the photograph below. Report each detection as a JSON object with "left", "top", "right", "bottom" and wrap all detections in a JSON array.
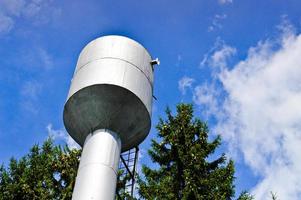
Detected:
[{"left": 0, "top": 139, "right": 80, "bottom": 200}]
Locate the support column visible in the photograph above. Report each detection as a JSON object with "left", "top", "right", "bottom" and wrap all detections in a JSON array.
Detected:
[{"left": 72, "top": 129, "right": 121, "bottom": 200}]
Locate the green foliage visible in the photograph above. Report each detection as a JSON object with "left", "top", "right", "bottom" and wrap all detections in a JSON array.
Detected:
[
  {"left": 270, "top": 191, "right": 278, "bottom": 200},
  {"left": 237, "top": 191, "right": 254, "bottom": 200},
  {"left": 116, "top": 170, "right": 136, "bottom": 200},
  {"left": 0, "top": 139, "right": 135, "bottom": 200},
  {"left": 138, "top": 103, "right": 236, "bottom": 200},
  {"left": 0, "top": 139, "right": 80, "bottom": 200},
  {"left": 0, "top": 104, "right": 258, "bottom": 200}
]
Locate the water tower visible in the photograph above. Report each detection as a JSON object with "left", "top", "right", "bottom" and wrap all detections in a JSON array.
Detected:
[{"left": 63, "top": 35, "right": 158, "bottom": 200}]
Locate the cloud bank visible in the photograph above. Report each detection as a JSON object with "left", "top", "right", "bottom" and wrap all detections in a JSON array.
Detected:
[
  {"left": 47, "top": 124, "right": 80, "bottom": 150},
  {"left": 194, "top": 26, "right": 301, "bottom": 199}
]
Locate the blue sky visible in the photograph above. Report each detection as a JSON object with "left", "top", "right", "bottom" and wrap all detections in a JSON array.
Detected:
[{"left": 1, "top": 0, "right": 301, "bottom": 199}]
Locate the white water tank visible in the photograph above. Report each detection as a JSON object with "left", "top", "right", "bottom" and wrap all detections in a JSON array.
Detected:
[
  {"left": 63, "top": 35, "right": 158, "bottom": 200},
  {"left": 63, "top": 35, "right": 156, "bottom": 151}
]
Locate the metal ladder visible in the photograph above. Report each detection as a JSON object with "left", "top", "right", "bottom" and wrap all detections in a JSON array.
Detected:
[{"left": 116, "top": 146, "right": 139, "bottom": 199}]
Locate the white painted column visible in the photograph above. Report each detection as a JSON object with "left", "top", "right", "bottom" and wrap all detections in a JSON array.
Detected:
[{"left": 72, "top": 129, "right": 121, "bottom": 200}]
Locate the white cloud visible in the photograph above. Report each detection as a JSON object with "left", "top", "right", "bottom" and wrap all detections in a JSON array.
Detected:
[
  {"left": 0, "top": 13, "right": 14, "bottom": 34},
  {"left": 178, "top": 76, "right": 195, "bottom": 95},
  {"left": 21, "top": 80, "right": 42, "bottom": 99},
  {"left": 208, "top": 14, "right": 227, "bottom": 32},
  {"left": 218, "top": 0, "right": 233, "bottom": 5},
  {"left": 37, "top": 48, "right": 54, "bottom": 69},
  {"left": 211, "top": 45, "right": 236, "bottom": 68},
  {"left": 193, "top": 83, "right": 220, "bottom": 118},
  {"left": 0, "top": 0, "right": 25, "bottom": 16},
  {"left": 200, "top": 38, "right": 236, "bottom": 69},
  {"left": 277, "top": 15, "right": 296, "bottom": 37},
  {"left": 176, "top": 54, "right": 183, "bottom": 67},
  {"left": 20, "top": 47, "right": 54, "bottom": 70},
  {"left": 17, "top": 47, "right": 53, "bottom": 113},
  {"left": 47, "top": 123, "right": 80, "bottom": 150},
  {"left": 0, "top": 0, "right": 60, "bottom": 35},
  {"left": 194, "top": 24, "right": 301, "bottom": 199},
  {"left": 20, "top": 80, "right": 42, "bottom": 114}
]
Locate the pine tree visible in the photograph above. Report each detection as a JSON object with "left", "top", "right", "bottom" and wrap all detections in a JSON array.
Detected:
[
  {"left": 237, "top": 191, "right": 254, "bottom": 200},
  {"left": 138, "top": 103, "right": 235, "bottom": 200}
]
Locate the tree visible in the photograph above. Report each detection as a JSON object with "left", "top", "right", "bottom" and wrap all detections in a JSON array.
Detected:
[
  {"left": 0, "top": 139, "right": 80, "bottom": 200},
  {"left": 138, "top": 103, "right": 236, "bottom": 200},
  {"left": 237, "top": 191, "right": 254, "bottom": 200},
  {"left": 116, "top": 171, "right": 135, "bottom": 200},
  {"left": 270, "top": 191, "right": 278, "bottom": 200},
  {"left": 0, "top": 139, "right": 134, "bottom": 200},
  {"left": 0, "top": 104, "right": 255, "bottom": 200}
]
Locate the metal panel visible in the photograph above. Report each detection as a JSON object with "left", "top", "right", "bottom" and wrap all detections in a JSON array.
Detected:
[
  {"left": 75, "top": 36, "right": 153, "bottom": 83},
  {"left": 72, "top": 129, "right": 121, "bottom": 200},
  {"left": 68, "top": 58, "right": 153, "bottom": 114}
]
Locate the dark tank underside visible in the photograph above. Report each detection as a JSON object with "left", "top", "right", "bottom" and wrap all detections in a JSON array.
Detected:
[{"left": 63, "top": 84, "right": 151, "bottom": 152}]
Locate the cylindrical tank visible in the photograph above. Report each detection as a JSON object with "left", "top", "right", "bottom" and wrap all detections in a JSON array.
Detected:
[
  {"left": 63, "top": 35, "right": 157, "bottom": 200},
  {"left": 63, "top": 35, "right": 155, "bottom": 152}
]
